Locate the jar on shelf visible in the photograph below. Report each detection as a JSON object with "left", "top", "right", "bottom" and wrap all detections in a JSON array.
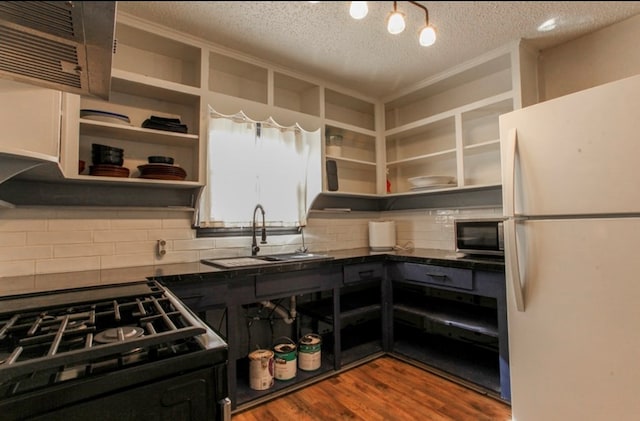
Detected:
[{"left": 326, "top": 134, "right": 343, "bottom": 157}]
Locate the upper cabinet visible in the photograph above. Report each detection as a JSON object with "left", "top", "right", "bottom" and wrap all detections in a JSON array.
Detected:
[
  {"left": 0, "top": 79, "right": 62, "bottom": 191},
  {"left": 383, "top": 41, "right": 538, "bottom": 195},
  {"left": 323, "top": 90, "right": 378, "bottom": 195},
  {"left": 0, "top": 79, "right": 61, "bottom": 161},
  {"left": 59, "top": 18, "right": 204, "bottom": 192}
]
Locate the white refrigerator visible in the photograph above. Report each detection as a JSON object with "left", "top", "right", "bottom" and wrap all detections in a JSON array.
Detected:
[{"left": 499, "top": 74, "right": 640, "bottom": 421}]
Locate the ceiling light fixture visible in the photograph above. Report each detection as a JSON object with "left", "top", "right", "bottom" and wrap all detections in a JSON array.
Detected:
[
  {"left": 349, "top": 1, "right": 368, "bottom": 19},
  {"left": 349, "top": 1, "right": 436, "bottom": 46},
  {"left": 386, "top": 1, "right": 406, "bottom": 34}
]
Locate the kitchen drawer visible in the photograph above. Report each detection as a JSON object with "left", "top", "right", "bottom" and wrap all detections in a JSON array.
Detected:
[
  {"left": 402, "top": 263, "right": 473, "bottom": 290},
  {"left": 168, "top": 281, "right": 228, "bottom": 311},
  {"left": 255, "top": 268, "right": 339, "bottom": 298},
  {"left": 343, "top": 262, "right": 384, "bottom": 284}
]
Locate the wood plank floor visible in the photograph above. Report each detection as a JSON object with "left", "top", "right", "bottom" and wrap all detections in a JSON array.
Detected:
[{"left": 232, "top": 356, "right": 512, "bottom": 421}]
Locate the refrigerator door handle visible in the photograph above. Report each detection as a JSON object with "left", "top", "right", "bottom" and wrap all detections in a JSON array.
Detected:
[
  {"left": 504, "top": 128, "right": 517, "bottom": 218},
  {"left": 505, "top": 218, "right": 525, "bottom": 311}
]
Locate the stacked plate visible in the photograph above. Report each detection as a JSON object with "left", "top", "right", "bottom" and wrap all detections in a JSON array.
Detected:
[
  {"left": 408, "top": 175, "right": 456, "bottom": 191},
  {"left": 89, "top": 164, "right": 130, "bottom": 178},
  {"left": 138, "top": 164, "right": 187, "bottom": 180},
  {"left": 81, "top": 109, "right": 131, "bottom": 126}
]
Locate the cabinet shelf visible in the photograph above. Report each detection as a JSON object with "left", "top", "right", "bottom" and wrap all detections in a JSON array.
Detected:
[
  {"left": 326, "top": 156, "right": 377, "bottom": 167},
  {"left": 79, "top": 119, "right": 199, "bottom": 145},
  {"left": 394, "top": 300, "right": 498, "bottom": 337},
  {"left": 114, "top": 20, "right": 201, "bottom": 88},
  {"left": 393, "top": 328, "right": 501, "bottom": 394},
  {"left": 463, "top": 139, "right": 499, "bottom": 151},
  {"left": 67, "top": 174, "right": 203, "bottom": 188},
  {"left": 386, "top": 148, "right": 457, "bottom": 167},
  {"left": 111, "top": 69, "right": 201, "bottom": 103},
  {"left": 324, "top": 89, "right": 375, "bottom": 131}
]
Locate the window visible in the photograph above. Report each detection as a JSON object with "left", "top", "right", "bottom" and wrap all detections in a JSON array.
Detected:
[{"left": 196, "top": 109, "right": 321, "bottom": 235}]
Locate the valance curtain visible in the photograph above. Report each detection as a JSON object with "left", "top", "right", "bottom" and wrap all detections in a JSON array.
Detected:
[{"left": 197, "top": 109, "right": 321, "bottom": 229}]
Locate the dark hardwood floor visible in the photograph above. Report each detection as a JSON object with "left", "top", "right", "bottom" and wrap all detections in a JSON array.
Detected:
[{"left": 232, "top": 356, "right": 512, "bottom": 420}]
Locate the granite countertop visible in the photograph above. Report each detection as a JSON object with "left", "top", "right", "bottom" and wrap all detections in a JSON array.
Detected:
[
  {"left": 150, "top": 248, "right": 505, "bottom": 285},
  {"left": 0, "top": 248, "right": 504, "bottom": 297}
]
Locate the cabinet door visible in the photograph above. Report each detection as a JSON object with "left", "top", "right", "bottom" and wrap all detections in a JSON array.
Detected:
[{"left": 0, "top": 79, "right": 61, "bottom": 159}]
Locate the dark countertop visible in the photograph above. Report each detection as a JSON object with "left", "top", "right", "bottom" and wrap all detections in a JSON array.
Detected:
[
  {"left": 0, "top": 248, "right": 504, "bottom": 297},
  {"left": 151, "top": 248, "right": 505, "bottom": 286}
]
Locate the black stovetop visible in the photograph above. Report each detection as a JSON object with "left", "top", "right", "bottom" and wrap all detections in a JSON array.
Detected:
[{"left": 0, "top": 280, "right": 227, "bottom": 397}]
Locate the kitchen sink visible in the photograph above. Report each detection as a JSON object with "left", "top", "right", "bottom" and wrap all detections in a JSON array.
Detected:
[
  {"left": 201, "top": 252, "right": 333, "bottom": 268},
  {"left": 258, "top": 252, "right": 332, "bottom": 262}
]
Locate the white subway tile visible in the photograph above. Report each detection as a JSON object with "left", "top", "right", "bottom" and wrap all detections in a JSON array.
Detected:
[
  {"left": 54, "top": 243, "right": 114, "bottom": 258},
  {"left": 48, "top": 219, "right": 110, "bottom": 231},
  {"left": 146, "top": 228, "right": 194, "bottom": 241},
  {"left": 173, "top": 238, "right": 215, "bottom": 251},
  {"left": 0, "top": 232, "right": 27, "bottom": 246},
  {"left": 115, "top": 240, "right": 159, "bottom": 255},
  {"left": 0, "top": 245, "right": 52, "bottom": 261},
  {"left": 0, "top": 274, "right": 35, "bottom": 295},
  {"left": 93, "top": 230, "right": 148, "bottom": 243},
  {"left": 36, "top": 257, "right": 100, "bottom": 274},
  {"left": 27, "top": 231, "right": 92, "bottom": 245},
  {"left": 101, "top": 253, "right": 154, "bottom": 269},
  {"left": 0, "top": 219, "right": 47, "bottom": 232},
  {"left": 0, "top": 260, "right": 35, "bottom": 277},
  {"left": 111, "top": 219, "right": 162, "bottom": 230}
]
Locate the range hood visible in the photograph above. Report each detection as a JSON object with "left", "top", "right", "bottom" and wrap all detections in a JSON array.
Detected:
[{"left": 0, "top": 1, "right": 116, "bottom": 99}]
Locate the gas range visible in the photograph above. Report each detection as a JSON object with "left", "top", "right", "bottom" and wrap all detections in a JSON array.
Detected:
[{"left": 0, "top": 280, "right": 230, "bottom": 420}]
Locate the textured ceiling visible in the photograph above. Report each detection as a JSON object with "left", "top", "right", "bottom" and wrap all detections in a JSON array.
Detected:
[{"left": 117, "top": 1, "right": 640, "bottom": 99}]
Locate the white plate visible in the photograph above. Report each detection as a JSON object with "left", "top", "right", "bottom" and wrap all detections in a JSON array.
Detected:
[
  {"left": 408, "top": 175, "right": 455, "bottom": 187},
  {"left": 410, "top": 183, "right": 456, "bottom": 191}
]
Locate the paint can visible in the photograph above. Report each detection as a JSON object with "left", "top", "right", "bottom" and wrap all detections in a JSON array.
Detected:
[
  {"left": 273, "top": 337, "right": 297, "bottom": 381},
  {"left": 298, "top": 333, "right": 322, "bottom": 371},
  {"left": 248, "top": 349, "right": 274, "bottom": 390}
]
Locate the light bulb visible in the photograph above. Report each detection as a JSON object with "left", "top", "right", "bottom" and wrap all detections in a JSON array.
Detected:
[
  {"left": 419, "top": 25, "right": 436, "bottom": 46},
  {"left": 387, "top": 11, "right": 405, "bottom": 34},
  {"left": 349, "top": 1, "right": 368, "bottom": 20}
]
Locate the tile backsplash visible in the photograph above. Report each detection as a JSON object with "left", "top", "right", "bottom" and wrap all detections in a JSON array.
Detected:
[{"left": 0, "top": 205, "right": 501, "bottom": 281}]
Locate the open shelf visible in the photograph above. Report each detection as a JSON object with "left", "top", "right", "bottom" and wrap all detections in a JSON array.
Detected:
[
  {"left": 114, "top": 22, "right": 201, "bottom": 88},
  {"left": 393, "top": 323, "right": 501, "bottom": 394},
  {"left": 208, "top": 52, "right": 268, "bottom": 104},
  {"left": 234, "top": 351, "right": 335, "bottom": 407}
]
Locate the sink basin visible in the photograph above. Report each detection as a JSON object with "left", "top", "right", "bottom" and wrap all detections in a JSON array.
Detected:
[
  {"left": 259, "top": 252, "right": 333, "bottom": 262},
  {"left": 201, "top": 253, "right": 333, "bottom": 268}
]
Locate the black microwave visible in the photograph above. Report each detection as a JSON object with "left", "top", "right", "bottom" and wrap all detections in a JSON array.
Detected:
[{"left": 454, "top": 218, "right": 505, "bottom": 257}]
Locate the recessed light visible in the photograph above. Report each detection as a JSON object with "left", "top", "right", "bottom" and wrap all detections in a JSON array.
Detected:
[{"left": 538, "top": 18, "right": 557, "bottom": 32}]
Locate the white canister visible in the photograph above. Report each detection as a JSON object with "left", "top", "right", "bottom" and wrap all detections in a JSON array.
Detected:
[
  {"left": 248, "top": 349, "right": 274, "bottom": 390},
  {"left": 368, "top": 221, "right": 396, "bottom": 251},
  {"left": 298, "top": 334, "right": 322, "bottom": 371}
]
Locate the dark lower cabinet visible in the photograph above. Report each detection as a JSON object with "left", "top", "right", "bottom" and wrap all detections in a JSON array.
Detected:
[
  {"left": 390, "top": 264, "right": 510, "bottom": 402},
  {"left": 161, "top": 259, "right": 509, "bottom": 412}
]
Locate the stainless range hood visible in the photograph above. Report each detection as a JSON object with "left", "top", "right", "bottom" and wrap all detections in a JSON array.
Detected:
[{"left": 0, "top": 1, "right": 116, "bottom": 99}]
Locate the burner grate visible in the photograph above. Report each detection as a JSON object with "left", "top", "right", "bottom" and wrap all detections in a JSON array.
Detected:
[{"left": 0, "top": 281, "right": 208, "bottom": 395}]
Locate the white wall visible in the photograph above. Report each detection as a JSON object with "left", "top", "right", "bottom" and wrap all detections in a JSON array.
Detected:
[{"left": 539, "top": 14, "right": 640, "bottom": 101}]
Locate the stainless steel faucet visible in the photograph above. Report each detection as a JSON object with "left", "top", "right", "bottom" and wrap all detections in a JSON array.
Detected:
[{"left": 251, "top": 204, "right": 267, "bottom": 256}]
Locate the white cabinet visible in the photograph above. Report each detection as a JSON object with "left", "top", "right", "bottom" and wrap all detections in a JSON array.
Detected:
[
  {"left": 323, "top": 90, "right": 378, "bottom": 195},
  {"left": 383, "top": 41, "right": 538, "bottom": 195},
  {"left": 60, "top": 18, "right": 204, "bottom": 190},
  {"left": 0, "top": 79, "right": 61, "bottom": 161}
]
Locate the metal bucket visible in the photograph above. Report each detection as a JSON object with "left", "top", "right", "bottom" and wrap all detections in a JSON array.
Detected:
[
  {"left": 298, "top": 333, "right": 322, "bottom": 371},
  {"left": 273, "top": 337, "right": 297, "bottom": 381},
  {"left": 248, "top": 349, "right": 274, "bottom": 390}
]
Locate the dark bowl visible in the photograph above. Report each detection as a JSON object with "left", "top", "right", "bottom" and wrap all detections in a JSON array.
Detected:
[
  {"left": 92, "top": 155, "right": 124, "bottom": 166},
  {"left": 148, "top": 156, "right": 174, "bottom": 165},
  {"left": 92, "top": 143, "right": 124, "bottom": 154}
]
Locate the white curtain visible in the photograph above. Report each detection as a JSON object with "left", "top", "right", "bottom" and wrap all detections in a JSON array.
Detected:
[{"left": 197, "top": 109, "right": 321, "bottom": 228}]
